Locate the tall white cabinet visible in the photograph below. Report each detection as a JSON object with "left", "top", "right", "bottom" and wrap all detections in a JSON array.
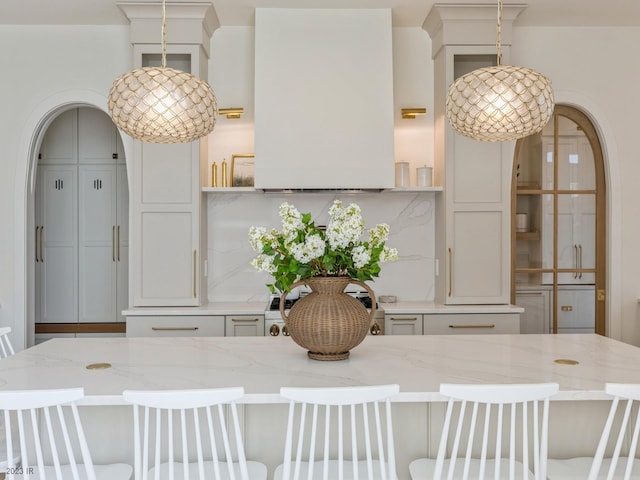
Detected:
[
  {"left": 35, "top": 108, "right": 128, "bottom": 327},
  {"left": 118, "top": 3, "right": 218, "bottom": 307},
  {"left": 425, "top": 6, "right": 523, "bottom": 305}
]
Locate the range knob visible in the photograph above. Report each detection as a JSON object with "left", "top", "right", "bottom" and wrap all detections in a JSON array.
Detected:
[
  {"left": 269, "top": 324, "right": 280, "bottom": 336},
  {"left": 282, "top": 325, "right": 290, "bottom": 336},
  {"left": 370, "top": 322, "right": 381, "bottom": 335}
]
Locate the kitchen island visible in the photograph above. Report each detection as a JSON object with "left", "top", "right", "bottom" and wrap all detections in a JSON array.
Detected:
[{"left": 0, "top": 334, "right": 636, "bottom": 478}]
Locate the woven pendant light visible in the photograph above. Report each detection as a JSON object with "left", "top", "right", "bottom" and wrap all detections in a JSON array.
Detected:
[
  {"left": 108, "top": 0, "right": 217, "bottom": 144},
  {"left": 446, "top": 0, "right": 554, "bottom": 142}
]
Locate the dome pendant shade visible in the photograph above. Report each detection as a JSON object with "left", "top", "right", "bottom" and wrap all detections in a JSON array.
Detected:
[
  {"left": 446, "top": 65, "right": 554, "bottom": 142},
  {"left": 108, "top": 66, "right": 217, "bottom": 144}
]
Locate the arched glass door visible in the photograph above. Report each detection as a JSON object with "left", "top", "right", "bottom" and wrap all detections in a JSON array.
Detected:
[{"left": 512, "top": 105, "right": 606, "bottom": 335}]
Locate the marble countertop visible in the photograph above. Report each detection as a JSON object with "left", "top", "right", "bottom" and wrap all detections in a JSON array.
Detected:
[
  {"left": 123, "top": 301, "right": 523, "bottom": 316},
  {"left": 0, "top": 334, "right": 636, "bottom": 405}
]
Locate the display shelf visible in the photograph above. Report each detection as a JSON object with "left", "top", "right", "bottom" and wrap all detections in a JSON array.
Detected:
[{"left": 516, "top": 230, "right": 540, "bottom": 241}]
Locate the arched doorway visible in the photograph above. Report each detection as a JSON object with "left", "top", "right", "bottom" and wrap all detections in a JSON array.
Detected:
[
  {"left": 512, "top": 105, "right": 606, "bottom": 335},
  {"left": 33, "top": 107, "right": 128, "bottom": 344},
  {"left": 12, "top": 90, "right": 132, "bottom": 350}
]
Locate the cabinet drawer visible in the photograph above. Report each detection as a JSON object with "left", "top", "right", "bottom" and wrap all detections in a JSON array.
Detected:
[
  {"left": 225, "top": 315, "right": 265, "bottom": 337},
  {"left": 126, "top": 316, "right": 224, "bottom": 337},
  {"left": 384, "top": 314, "right": 423, "bottom": 335},
  {"left": 424, "top": 314, "right": 520, "bottom": 335}
]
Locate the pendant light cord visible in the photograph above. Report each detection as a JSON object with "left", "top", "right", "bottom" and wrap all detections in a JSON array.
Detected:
[
  {"left": 161, "top": 0, "right": 167, "bottom": 68},
  {"left": 496, "top": 0, "right": 503, "bottom": 66}
]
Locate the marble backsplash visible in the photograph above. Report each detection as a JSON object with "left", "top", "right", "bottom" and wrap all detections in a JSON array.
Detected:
[{"left": 206, "top": 191, "right": 436, "bottom": 303}]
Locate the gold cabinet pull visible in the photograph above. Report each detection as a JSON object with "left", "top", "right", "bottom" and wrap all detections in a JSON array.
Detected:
[
  {"left": 151, "top": 327, "right": 199, "bottom": 331},
  {"left": 231, "top": 318, "right": 260, "bottom": 323},
  {"left": 448, "top": 247, "right": 452, "bottom": 297},
  {"left": 578, "top": 244, "right": 582, "bottom": 279},
  {"left": 193, "top": 250, "right": 197, "bottom": 298},
  {"left": 449, "top": 324, "right": 496, "bottom": 329},
  {"left": 389, "top": 317, "right": 418, "bottom": 322},
  {"left": 112, "top": 226, "right": 116, "bottom": 262},
  {"left": 117, "top": 225, "right": 121, "bottom": 262},
  {"left": 561, "top": 306, "right": 573, "bottom": 312},
  {"left": 35, "top": 226, "right": 39, "bottom": 262},
  {"left": 40, "top": 226, "right": 44, "bottom": 262}
]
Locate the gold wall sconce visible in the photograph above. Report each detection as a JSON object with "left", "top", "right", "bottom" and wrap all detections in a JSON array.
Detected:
[
  {"left": 219, "top": 107, "right": 244, "bottom": 119},
  {"left": 401, "top": 108, "right": 427, "bottom": 119}
]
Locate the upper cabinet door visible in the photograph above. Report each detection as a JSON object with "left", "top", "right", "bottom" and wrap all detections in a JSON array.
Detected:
[{"left": 39, "top": 109, "right": 77, "bottom": 165}]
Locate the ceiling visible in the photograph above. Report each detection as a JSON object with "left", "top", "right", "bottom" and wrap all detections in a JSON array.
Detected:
[{"left": 2, "top": 0, "right": 640, "bottom": 27}]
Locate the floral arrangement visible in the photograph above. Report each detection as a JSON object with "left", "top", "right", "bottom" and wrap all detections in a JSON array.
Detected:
[{"left": 249, "top": 200, "right": 398, "bottom": 293}]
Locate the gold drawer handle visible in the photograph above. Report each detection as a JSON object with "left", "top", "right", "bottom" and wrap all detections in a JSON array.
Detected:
[
  {"left": 449, "top": 324, "right": 496, "bottom": 329},
  {"left": 561, "top": 306, "right": 573, "bottom": 312},
  {"left": 151, "top": 327, "right": 200, "bottom": 331},
  {"left": 389, "top": 317, "right": 418, "bottom": 321},
  {"left": 231, "top": 318, "right": 260, "bottom": 323}
]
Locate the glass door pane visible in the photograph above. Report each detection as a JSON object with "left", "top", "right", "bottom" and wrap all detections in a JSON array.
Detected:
[{"left": 556, "top": 116, "right": 595, "bottom": 191}]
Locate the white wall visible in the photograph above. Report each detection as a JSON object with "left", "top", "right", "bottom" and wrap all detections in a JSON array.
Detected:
[
  {"left": 0, "top": 25, "right": 131, "bottom": 348},
  {"left": 1, "top": 21, "right": 639, "bottom": 349}
]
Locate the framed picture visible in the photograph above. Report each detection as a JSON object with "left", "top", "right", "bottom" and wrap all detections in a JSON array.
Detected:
[{"left": 231, "top": 154, "right": 255, "bottom": 187}]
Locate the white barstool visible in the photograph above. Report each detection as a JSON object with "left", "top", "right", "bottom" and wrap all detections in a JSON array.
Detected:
[
  {"left": 409, "top": 382, "right": 559, "bottom": 480},
  {"left": 547, "top": 382, "right": 640, "bottom": 479},
  {"left": 274, "top": 384, "right": 400, "bottom": 480},
  {"left": 122, "top": 387, "right": 267, "bottom": 480},
  {"left": 0, "top": 387, "right": 132, "bottom": 480}
]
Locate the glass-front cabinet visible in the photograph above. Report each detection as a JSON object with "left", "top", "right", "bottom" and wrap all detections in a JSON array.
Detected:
[{"left": 512, "top": 106, "right": 606, "bottom": 334}]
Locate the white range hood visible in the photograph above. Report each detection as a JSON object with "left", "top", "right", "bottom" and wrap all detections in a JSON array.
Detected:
[{"left": 254, "top": 8, "right": 395, "bottom": 190}]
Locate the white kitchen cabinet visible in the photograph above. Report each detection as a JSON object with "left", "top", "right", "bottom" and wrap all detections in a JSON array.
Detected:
[
  {"left": 423, "top": 313, "right": 520, "bottom": 335},
  {"left": 36, "top": 165, "right": 78, "bottom": 323},
  {"left": 384, "top": 314, "right": 423, "bottom": 335},
  {"left": 541, "top": 136, "right": 596, "bottom": 285},
  {"left": 131, "top": 140, "right": 205, "bottom": 306},
  {"left": 515, "top": 289, "right": 551, "bottom": 334},
  {"left": 424, "top": 13, "right": 515, "bottom": 305},
  {"left": 35, "top": 108, "right": 128, "bottom": 326},
  {"left": 225, "top": 315, "right": 265, "bottom": 337},
  {"left": 126, "top": 316, "right": 224, "bottom": 337},
  {"left": 78, "top": 107, "right": 124, "bottom": 165},
  {"left": 38, "top": 109, "right": 77, "bottom": 165},
  {"left": 557, "top": 286, "right": 595, "bottom": 333},
  {"left": 128, "top": 43, "right": 210, "bottom": 307}
]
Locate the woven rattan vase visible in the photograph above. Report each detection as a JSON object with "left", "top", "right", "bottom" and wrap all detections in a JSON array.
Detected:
[{"left": 280, "top": 276, "right": 376, "bottom": 361}]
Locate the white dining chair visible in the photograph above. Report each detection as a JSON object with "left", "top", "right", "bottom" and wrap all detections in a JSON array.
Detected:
[
  {"left": 0, "top": 327, "right": 23, "bottom": 475},
  {"left": 409, "top": 382, "right": 559, "bottom": 480},
  {"left": 273, "top": 384, "right": 400, "bottom": 480},
  {"left": 0, "top": 327, "right": 15, "bottom": 359},
  {"left": 122, "top": 386, "right": 267, "bottom": 480},
  {"left": 547, "top": 382, "right": 640, "bottom": 480},
  {"left": 0, "top": 387, "right": 132, "bottom": 480}
]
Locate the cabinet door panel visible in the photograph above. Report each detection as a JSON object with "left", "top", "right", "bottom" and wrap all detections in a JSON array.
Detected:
[
  {"left": 139, "top": 212, "right": 197, "bottom": 304},
  {"left": 515, "top": 290, "right": 550, "bottom": 334},
  {"left": 384, "top": 315, "right": 423, "bottom": 335},
  {"left": 40, "top": 109, "right": 77, "bottom": 165},
  {"left": 79, "top": 166, "right": 117, "bottom": 323},
  {"left": 140, "top": 143, "right": 195, "bottom": 205},
  {"left": 453, "top": 136, "right": 503, "bottom": 204},
  {"left": 78, "top": 108, "right": 117, "bottom": 164},
  {"left": 38, "top": 166, "right": 78, "bottom": 323},
  {"left": 225, "top": 316, "right": 265, "bottom": 337},
  {"left": 450, "top": 211, "right": 505, "bottom": 302}
]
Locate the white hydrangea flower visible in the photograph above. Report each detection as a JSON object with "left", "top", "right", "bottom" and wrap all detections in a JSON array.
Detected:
[
  {"left": 326, "top": 200, "right": 364, "bottom": 249},
  {"left": 248, "top": 226, "right": 276, "bottom": 252},
  {"left": 369, "top": 224, "right": 390, "bottom": 246},
  {"left": 279, "top": 202, "right": 304, "bottom": 240},
  {"left": 250, "top": 254, "right": 277, "bottom": 273},
  {"left": 351, "top": 245, "right": 371, "bottom": 269},
  {"left": 289, "top": 234, "right": 325, "bottom": 263},
  {"left": 380, "top": 246, "right": 398, "bottom": 262}
]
